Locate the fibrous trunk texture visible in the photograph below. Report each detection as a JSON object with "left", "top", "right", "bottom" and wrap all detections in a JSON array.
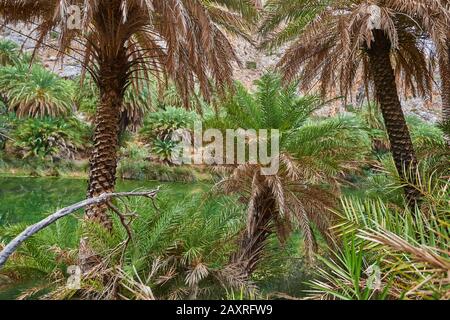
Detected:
[
  {"left": 85, "top": 91, "right": 120, "bottom": 227},
  {"left": 231, "top": 187, "right": 275, "bottom": 277},
  {"left": 80, "top": 50, "right": 128, "bottom": 272},
  {"left": 86, "top": 60, "right": 127, "bottom": 227},
  {"left": 439, "top": 45, "right": 450, "bottom": 148},
  {"left": 367, "top": 30, "right": 420, "bottom": 203}
]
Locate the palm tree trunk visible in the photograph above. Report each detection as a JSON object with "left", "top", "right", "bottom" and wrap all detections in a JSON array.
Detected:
[
  {"left": 439, "top": 45, "right": 450, "bottom": 148},
  {"left": 85, "top": 86, "right": 122, "bottom": 229},
  {"left": 231, "top": 187, "right": 275, "bottom": 277},
  {"left": 80, "top": 52, "right": 128, "bottom": 272},
  {"left": 366, "top": 30, "right": 420, "bottom": 203}
]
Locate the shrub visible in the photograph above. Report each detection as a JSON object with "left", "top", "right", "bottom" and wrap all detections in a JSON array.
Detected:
[
  {"left": 140, "top": 106, "right": 199, "bottom": 141},
  {"left": 151, "top": 138, "right": 180, "bottom": 165},
  {"left": 12, "top": 117, "right": 90, "bottom": 160}
]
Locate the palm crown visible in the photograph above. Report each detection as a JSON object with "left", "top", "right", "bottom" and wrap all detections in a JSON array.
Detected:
[
  {"left": 0, "top": 63, "right": 74, "bottom": 118},
  {"left": 0, "top": 0, "right": 259, "bottom": 101},
  {"left": 261, "top": 0, "right": 448, "bottom": 98},
  {"left": 212, "top": 74, "right": 370, "bottom": 270},
  {"left": 260, "top": 0, "right": 450, "bottom": 204}
]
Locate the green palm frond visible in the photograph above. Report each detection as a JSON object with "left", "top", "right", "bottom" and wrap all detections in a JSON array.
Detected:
[
  {"left": 214, "top": 73, "right": 371, "bottom": 268},
  {"left": 311, "top": 167, "right": 450, "bottom": 299},
  {"left": 286, "top": 115, "right": 370, "bottom": 180},
  {"left": 260, "top": 0, "right": 327, "bottom": 50},
  {"left": 209, "top": 0, "right": 261, "bottom": 22},
  {"left": 0, "top": 39, "right": 20, "bottom": 66},
  {"left": 0, "top": 219, "right": 78, "bottom": 281},
  {"left": 407, "top": 116, "right": 447, "bottom": 156},
  {"left": 206, "top": 73, "right": 322, "bottom": 132},
  {"left": 203, "top": 0, "right": 261, "bottom": 41},
  {"left": 0, "top": 63, "right": 74, "bottom": 118}
]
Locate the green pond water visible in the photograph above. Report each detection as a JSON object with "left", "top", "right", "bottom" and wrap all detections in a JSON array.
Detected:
[
  {"left": 0, "top": 176, "right": 209, "bottom": 299},
  {"left": 0, "top": 176, "right": 208, "bottom": 225}
]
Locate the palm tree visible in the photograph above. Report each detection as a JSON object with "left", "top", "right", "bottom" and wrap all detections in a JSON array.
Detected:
[
  {"left": 209, "top": 74, "right": 370, "bottom": 275},
  {"left": 0, "top": 63, "right": 74, "bottom": 117},
  {"left": 0, "top": 39, "right": 20, "bottom": 66},
  {"left": 260, "top": 0, "right": 448, "bottom": 203},
  {"left": 0, "top": 0, "right": 259, "bottom": 227},
  {"left": 0, "top": 39, "right": 21, "bottom": 107}
]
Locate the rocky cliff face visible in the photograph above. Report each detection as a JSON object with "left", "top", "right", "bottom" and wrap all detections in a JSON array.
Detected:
[
  {"left": 1, "top": 23, "right": 82, "bottom": 78},
  {"left": 1, "top": 23, "right": 443, "bottom": 123},
  {"left": 231, "top": 35, "right": 442, "bottom": 123}
]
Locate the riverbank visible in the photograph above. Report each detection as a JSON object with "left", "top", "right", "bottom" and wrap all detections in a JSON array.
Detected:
[
  {"left": 0, "top": 157, "right": 214, "bottom": 183},
  {"left": 0, "top": 176, "right": 211, "bottom": 226}
]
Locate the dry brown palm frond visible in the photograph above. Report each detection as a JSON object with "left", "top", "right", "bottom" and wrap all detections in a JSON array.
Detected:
[
  {"left": 231, "top": 208, "right": 273, "bottom": 276},
  {"left": 116, "top": 267, "right": 156, "bottom": 300},
  {"left": 0, "top": 0, "right": 254, "bottom": 108},
  {"left": 219, "top": 157, "right": 339, "bottom": 268},
  {"left": 288, "top": 192, "right": 317, "bottom": 262},
  {"left": 185, "top": 262, "right": 209, "bottom": 289},
  {"left": 167, "top": 287, "right": 190, "bottom": 300},
  {"left": 262, "top": 0, "right": 449, "bottom": 101},
  {"left": 266, "top": 175, "right": 287, "bottom": 217},
  {"left": 359, "top": 229, "right": 450, "bottom": 270},
  {"left": 280, "top": 153, "right": 303, "bottom": 181},
  {"left": 214, "top": 263, "right": 259, "bottom": 296},
  {"left": 16, "top": 283, "right": 52, "bottom": 300}
]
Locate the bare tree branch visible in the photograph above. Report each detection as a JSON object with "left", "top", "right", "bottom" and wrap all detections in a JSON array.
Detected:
[{"left": 0, "top": 189, "right": 160, "bottom": 269}]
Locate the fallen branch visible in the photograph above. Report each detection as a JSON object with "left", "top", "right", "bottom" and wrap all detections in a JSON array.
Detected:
[
  {"left": 0, "top": 131, "right": 14, "bottom": 141},
  {"left": 0, "top": 189, "right": 159, "bottom": 269}
]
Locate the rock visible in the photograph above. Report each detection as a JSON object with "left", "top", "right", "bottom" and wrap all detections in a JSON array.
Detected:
[
  {"left": 402, "top": 97, "right": 441, "bottom": 123},
  {"left": 58, "top": 65, "right": 82, "bottom": 79}
]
